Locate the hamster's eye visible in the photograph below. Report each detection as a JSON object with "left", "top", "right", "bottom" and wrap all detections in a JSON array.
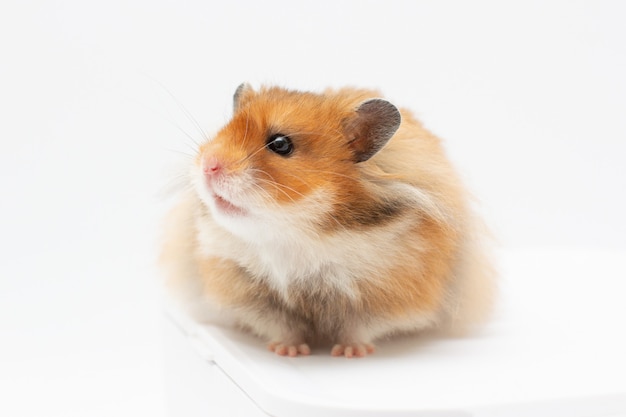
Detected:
[{"left": 266, "top": 134, "right": 294, "bottom": 156}]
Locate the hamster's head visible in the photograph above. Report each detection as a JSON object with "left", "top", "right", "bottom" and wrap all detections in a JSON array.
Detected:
[{"left": 193, "top": 84, "right": 401, "bottom": 240}]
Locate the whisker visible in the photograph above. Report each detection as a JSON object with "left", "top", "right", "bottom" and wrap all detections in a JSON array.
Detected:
[
  {"left": 146, "top": 75, "right": 209, "bottom": 142},
  {"left": 247, "top": 182, "right": 287, "bottom": 209},
  {"left": 249, "top": 169, "right": 347, "bottom": 232},
  {"left": 250, "top": 169, "right": 305, "bottom": 199},
  {"left": 128, "top": 93, "right": 202, "bottom": 148},
  {"left": 249, "top": 168, "right": 279, "bottom": 184},
  {"left": 252, "top": 180, "right": 296, "bottom": 205},
  {"left": 255, "top": 177, "right": 302, "bottom": 202},
  {"left": 293, "top": 167, "right": 356, "bottom": 182},
  {"left": 235, "top": 143, "right": 269, "bottom": 166},
  {"left": 157, "top": 169, "right": 194, "bottom": 200},
  {"left": 277, "top": 170, "right": 315, "bottom": 189},
  {"left": 165, "top": 147, "right": 197, "bottom": 159}
]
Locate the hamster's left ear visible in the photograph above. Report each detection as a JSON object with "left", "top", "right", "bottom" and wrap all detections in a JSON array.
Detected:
[
  {"left": 233, "top": 82, "right": 253, "bottom": 112},
  {"left": 343, "top": 99, "right": 401, "bottom": 163}
]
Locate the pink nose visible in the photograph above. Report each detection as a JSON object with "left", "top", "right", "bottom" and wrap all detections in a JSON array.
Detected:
[{"left": 203, "top": 156, "right": 223, "bottom": 178}]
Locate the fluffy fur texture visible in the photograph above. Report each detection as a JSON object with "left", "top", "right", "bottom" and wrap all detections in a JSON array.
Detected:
[{"left": 160, "top": 85, "right": 495, "bottom": 358}]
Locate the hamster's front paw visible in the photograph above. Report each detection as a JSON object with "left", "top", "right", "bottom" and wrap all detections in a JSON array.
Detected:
[
  {"left": 330, "top": 343, "right": 376, "bottom": 358},
  {"left": 268, "top": 341, "right": 311, "bottom": 357}
]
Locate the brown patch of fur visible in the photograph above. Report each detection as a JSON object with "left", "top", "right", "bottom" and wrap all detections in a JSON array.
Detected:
[
  {"left": 328, "top": 190, "right": 408, "bottom": 228},
  {"left": 197, "top": 255, "right": 361, "bottom": 345}
]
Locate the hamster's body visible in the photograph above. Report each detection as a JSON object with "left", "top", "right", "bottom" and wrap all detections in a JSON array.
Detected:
[{"left": 161, "top": 85, "right": 494, "bottom": 357}]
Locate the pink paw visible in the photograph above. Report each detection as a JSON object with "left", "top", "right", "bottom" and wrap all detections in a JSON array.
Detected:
[
  {"left": 330, "top": 343, "right": 375, "bottom": 358},
  {"left": 268, "top": 342, "right": 311, "bottom": 357}
]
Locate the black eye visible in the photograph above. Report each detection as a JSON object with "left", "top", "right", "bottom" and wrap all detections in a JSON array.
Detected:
[{"left": 266, "top": 134, "right": 294, "bottom": 156}]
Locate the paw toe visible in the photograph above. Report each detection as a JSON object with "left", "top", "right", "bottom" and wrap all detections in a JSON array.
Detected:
[
  {"left": 331, "top": 343, "right": 375, "bottom": 358},
  {"left": 268, "top": 342, "right": 311, "bottom": 357}
]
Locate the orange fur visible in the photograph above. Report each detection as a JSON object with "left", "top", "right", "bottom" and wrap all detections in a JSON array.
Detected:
[
  {"left": 357, "top": 216, "right": 459, "bottom": 317},
  {"left": 161, "top": 85, "right": 495, "bottom": 356},
  {"left": 198, "top": 87, "right": 367, "bottom": 206}
]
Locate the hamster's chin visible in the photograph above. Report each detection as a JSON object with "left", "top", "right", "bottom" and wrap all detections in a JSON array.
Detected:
[{"left": 210, "top": 193, "right": 248, "bottom": 217}]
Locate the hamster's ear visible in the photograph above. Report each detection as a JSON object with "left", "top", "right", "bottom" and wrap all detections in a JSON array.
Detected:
[
  {"left": 233, "top": 83, "right": 253, "bottom": 112},
  {"left": 343, "top": 99, "right": 401, "bottom": 163}
]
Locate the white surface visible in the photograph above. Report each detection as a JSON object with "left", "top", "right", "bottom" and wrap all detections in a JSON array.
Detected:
[
  {"left": 163, "top": 312, "right": 269, "bottom": 417},
  {"left": 167, "top": 249, "right": 626, "bottom": 417},
  {"left": 1, "top": 1, "right": 625, "bottom": 416}
]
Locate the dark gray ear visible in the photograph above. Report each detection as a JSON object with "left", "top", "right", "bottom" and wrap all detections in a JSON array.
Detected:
[
  {"left": 343, "top": 99, "right": 401, "bottom": 163},
  {"left": 233, "top": 83, "right": 253, "bottom": 112}
]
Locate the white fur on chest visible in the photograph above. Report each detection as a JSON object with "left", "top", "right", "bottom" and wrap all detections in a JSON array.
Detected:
[{"left": 195, "top": 192, "right": 413, "bottom": 299}]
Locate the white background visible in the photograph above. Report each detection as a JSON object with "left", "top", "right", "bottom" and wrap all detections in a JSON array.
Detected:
[{"left": 1, "top": 1, "right": 625, "bottom": 416}]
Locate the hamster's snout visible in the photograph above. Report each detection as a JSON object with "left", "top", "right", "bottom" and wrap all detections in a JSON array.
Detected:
[
  {"left": 202, "top": 155, "right": 223, "bottom": 179},
  {"left": 201, "top": 154, "right": 231, "bottom": 190},
  {"left": 198, "top": 153, "right": 249, "bottom": 217}
]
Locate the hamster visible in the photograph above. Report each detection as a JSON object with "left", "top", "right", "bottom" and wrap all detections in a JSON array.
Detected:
[{"left": 161, "top": 84, "right": 495, "bottom": 358}]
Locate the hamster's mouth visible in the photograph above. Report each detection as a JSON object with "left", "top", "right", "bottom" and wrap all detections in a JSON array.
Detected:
[{"left": 212, "top": 193, "right": 247, "bottom": 216}]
